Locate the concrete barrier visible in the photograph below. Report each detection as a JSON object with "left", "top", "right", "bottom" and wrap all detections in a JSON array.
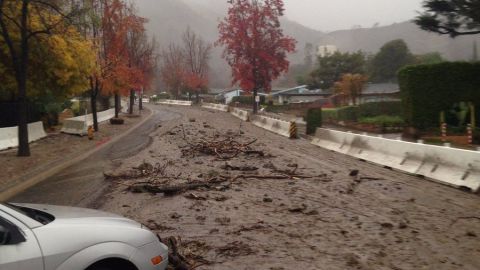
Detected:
[
  {"left": 0, "top": 121, "right": 47, "bottom": 151},
  {"left": 311, "top": 128, "right": 480, "bottom": 192},
  {"left": 61, "top": 108, "right": 115, "bottom": 135},
  {"left": 264, "top": 113, "right": 306, "bottom": 136},
  {"left": 156, "top": 100, "right": 192, "bottom": 106},
  {"left": 202, "top": 103, "right": 229, "bottom": 112},
  {"left": 251, "top": 115, "right": 296, "bottom": 138},
  {"left": 230, "top": 108, "right": 250, "bottom": 121}
]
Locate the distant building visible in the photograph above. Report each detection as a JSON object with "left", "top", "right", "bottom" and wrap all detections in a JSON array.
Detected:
[
  {"left": 360, "top": 83, "right": 400, "bottom": 103},
  {"left": 316, "top": 45, "right": 338, "bottom": 57},
  {"left": 215, "top": 89, "right": 270, "bottom": 104},
  {"left": 222, "top": 89, "right": 244, "bottom": 104},
  {"left": 269, "top": 85, "right": 331, "bottom": 105}
]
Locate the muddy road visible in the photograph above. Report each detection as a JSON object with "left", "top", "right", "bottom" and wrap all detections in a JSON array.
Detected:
[
  {"left": 12, "top": 107, "right": 182, "bottom": 206},
  {"left": 14, "top": 105, "right": 480, "bottom": 270}
]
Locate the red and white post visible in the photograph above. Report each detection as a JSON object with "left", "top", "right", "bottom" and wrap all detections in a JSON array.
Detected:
[
  {"left": 467, "top": 124, "right": 473, "bottom": 145},
  {"left": 441, "top": 123, "right": 447, "bottom": 143}
]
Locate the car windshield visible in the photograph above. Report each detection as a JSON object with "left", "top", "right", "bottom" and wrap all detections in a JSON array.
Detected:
[{"left": 4, "top": 204, "right": 54, "bottom": 225}]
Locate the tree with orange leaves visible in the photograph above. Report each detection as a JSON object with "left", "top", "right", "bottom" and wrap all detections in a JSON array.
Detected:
[
  {"left": 100, "top": 0, "right": 145, "bottom": 120},
  {"left": 217, "top": 0, "right": 296, "bottom": 113},
  {"left": 334, "top": 73, "right": 368, "bottom": 106}
]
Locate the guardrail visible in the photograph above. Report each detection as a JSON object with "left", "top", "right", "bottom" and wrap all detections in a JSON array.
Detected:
[
  {"left": 202, "top": 103, "right": 229, "bottom": 112},
  {"left": 251, "top": 115, "right": 297, "bottom": 138},
  {"left": 230, "top": 108, "right": 250, "bottom": 121},
  {"left": 311, "top": 128, "right": 480, "bottom": 192},
  {"left": 61, "top": 109, "right": 115, "bottom": 135},
  {"left": 156, "top": 100, "right": 192, "bottom": 106},
  {"left": 0, "top": 121, "right": 47, "bottom": 151}
]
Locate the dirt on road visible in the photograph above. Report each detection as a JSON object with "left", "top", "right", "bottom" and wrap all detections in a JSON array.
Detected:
[{"left": 99, "top": 105, "right": 480, "bottom": 270}]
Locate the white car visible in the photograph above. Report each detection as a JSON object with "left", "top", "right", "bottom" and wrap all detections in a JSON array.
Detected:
[{"left": 0, "top": 203, "right": 168, "bottom": 270}]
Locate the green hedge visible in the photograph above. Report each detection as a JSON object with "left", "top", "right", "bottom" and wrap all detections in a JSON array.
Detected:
[
  {"left": 359, "top": 115, "right": 404, "bottom": 127},
  {"left": 265, "top": 104, "right": 290, "bottom": 113},
  {"left": 322, "top": 106, "right": 358, "bottom": 122},
  {"left": 357, "top": 101, "right": 403, "bottom": 118},
  {"left": 322, "top": 102, "right": 403, "bottom": 123},
  {"left": 398, "top": 62, "right": 480, "bottom": 129},
  {"left": 305, "top": 108, "right": 322, "bottom": 134}
]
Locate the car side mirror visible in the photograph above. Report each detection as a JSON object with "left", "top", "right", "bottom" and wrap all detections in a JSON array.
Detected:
[{"left": 0, "top": 224, "right": 25, "bottom": 245}]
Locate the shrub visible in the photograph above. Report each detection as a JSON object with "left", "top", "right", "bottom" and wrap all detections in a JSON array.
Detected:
[
  {"left": 398, "top": 62, "right": 480, "bottom": 129},
  {"left": 305, "top": 108, "right": 322, "bottom": 134},
  {"left": 358, "top": 101, "right": 403, "bottom": 118},
  {"left": 265, "top": 104, "right": 290, "bottom": 113},
  {"left": 358, "top": 115, "right": 404, "bottom": 127},
  {"left": 322, "top": 106, "right": 358, "bottom": 122}
]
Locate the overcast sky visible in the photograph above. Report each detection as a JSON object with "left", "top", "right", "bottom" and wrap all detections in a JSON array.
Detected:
[{"left": 283, "top": 0, "right": 424, "bottom": 31}]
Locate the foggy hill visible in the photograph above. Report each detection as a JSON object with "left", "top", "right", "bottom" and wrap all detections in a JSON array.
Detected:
[
  {"left": 136, "top": 0, "right": 477, "bottom": 88},
  {"left": 136, "top": 0, "right": 325, "bottom": 87},
  {"left": 322, "top": 22, "right": 477, "bottom": 60}
]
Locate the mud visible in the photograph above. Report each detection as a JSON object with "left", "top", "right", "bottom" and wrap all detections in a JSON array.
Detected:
[{"left": 98, "top": 105, "right": 480, "bottom": 270}]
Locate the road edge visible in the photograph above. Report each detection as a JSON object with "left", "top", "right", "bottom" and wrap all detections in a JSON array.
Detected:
[{"left": 0, "top": 108, "right": 155, "bottom": 202}]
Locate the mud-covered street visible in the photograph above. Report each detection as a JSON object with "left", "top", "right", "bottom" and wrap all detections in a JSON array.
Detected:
[{"left": 15, "top": 105, "right": 480, "bottom": 270}]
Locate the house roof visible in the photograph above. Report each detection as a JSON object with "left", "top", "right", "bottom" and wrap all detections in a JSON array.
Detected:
[
  {"left": 364, "top": 83, "right": 400, "bottom": 94},
  {"left": 270, "top": 85, "right": 309, "bottom": 96}
]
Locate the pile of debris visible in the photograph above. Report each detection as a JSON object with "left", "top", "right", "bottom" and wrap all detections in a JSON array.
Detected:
[
  {"left": 105, "top": 159, "right": 316, "bottom": 197},
  {"left": 181, "top": 136, "right": 265, "bottom": 160},
  {"left": 159, "top": 236, "right": 211, "bottom": 270}
]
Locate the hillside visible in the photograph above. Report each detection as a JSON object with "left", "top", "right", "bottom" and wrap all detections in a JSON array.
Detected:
[
  {"left": 136, "top": 0, "right": 477, "bottom": 88},
  {"left": 322, "top": 22, "right": 477, "bottom": 60}
]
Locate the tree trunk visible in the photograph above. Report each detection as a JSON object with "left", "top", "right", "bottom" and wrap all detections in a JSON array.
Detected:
[
  {"left": 17, "top": 80, "right": 30, "bottom": 157},
  {"left": 17, "top": 2, "right": 30, "bottom": 157},
  {"left": 115, "top": 93, "right": 120, "bottom": 118},
  {"left": 129, "top": 89, "right": 134, "bottom": 114},
  {"left": 253, "top": 88, "right": 258, "bottom": 114},
  {"left": 91, "top": 89, "right": 99, "bottom": 131},
  {"left": 139, "top": 95, "right": 143, "bottom": 111},
  {"left": 196, "top": 91, "right": 200, "bottom": 104}
]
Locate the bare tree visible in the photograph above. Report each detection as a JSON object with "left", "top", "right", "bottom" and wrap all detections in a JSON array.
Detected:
[
  {"left": 159, "top": 44, "right": 186, "bottom": 99},
  {"left": 182, "top": 27, "right": 211, "bottom": 103}
]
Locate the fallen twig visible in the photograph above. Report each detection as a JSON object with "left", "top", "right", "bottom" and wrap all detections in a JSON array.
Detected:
[{"left": 449, "top": 216, "right": 480, "bottom": 227}]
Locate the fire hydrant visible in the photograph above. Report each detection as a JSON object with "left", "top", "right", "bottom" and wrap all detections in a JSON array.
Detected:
[{"left": 87, "top": 125, "right": 94, "bottom": 140}]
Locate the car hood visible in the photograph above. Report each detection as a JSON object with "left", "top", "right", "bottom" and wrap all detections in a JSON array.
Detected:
[{"left": 13, "top": 203, "right": 141, "bottom": 228}]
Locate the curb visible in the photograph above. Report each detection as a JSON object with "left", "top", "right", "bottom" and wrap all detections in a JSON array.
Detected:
[{"left": 0, "top": 108, "right": 154, "bottom": 202}]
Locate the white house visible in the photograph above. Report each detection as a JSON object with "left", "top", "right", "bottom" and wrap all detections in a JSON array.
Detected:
[{"left": 317, "top": 45, "right": 338, "bottom": 57}]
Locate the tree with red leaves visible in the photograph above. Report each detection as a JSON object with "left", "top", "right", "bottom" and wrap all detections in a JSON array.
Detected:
[
  {"left": 101, "top": 0, "right": 145, "bottom": 119},
  {"left": 217, "top": 0, "right": 296, "bottom": 113}
]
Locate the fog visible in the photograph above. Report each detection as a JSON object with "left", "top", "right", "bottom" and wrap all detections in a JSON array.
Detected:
[
  {"left": 283, "top": 0, "right": 423, "bottom": 31},
  {"left": 151, "top": 0, "right": 424, "bottom": 32}
]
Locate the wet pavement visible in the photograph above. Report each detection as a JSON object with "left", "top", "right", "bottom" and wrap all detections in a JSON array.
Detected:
[{"left": 12, "top": 106, "right": 182, "bottom": 207}]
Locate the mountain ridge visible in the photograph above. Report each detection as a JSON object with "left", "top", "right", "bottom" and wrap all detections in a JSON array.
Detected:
[{"left": 136, "top": 0, "right": 477, "bottom": 88}]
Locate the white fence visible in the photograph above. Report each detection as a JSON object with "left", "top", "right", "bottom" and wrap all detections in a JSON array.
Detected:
[
  {"left": 61, "top": 109, "right": 115, "bottom": 135},
  {"left": 311, "top": 128, "right": 480, "bottom": 192},
  {"left": 0, "top": 121, "right": 47, "bottom": 151}
]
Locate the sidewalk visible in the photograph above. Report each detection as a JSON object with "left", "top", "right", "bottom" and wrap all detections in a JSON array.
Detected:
[{"left": 0, "top": 109, "right": 151, "bottom": 197}]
